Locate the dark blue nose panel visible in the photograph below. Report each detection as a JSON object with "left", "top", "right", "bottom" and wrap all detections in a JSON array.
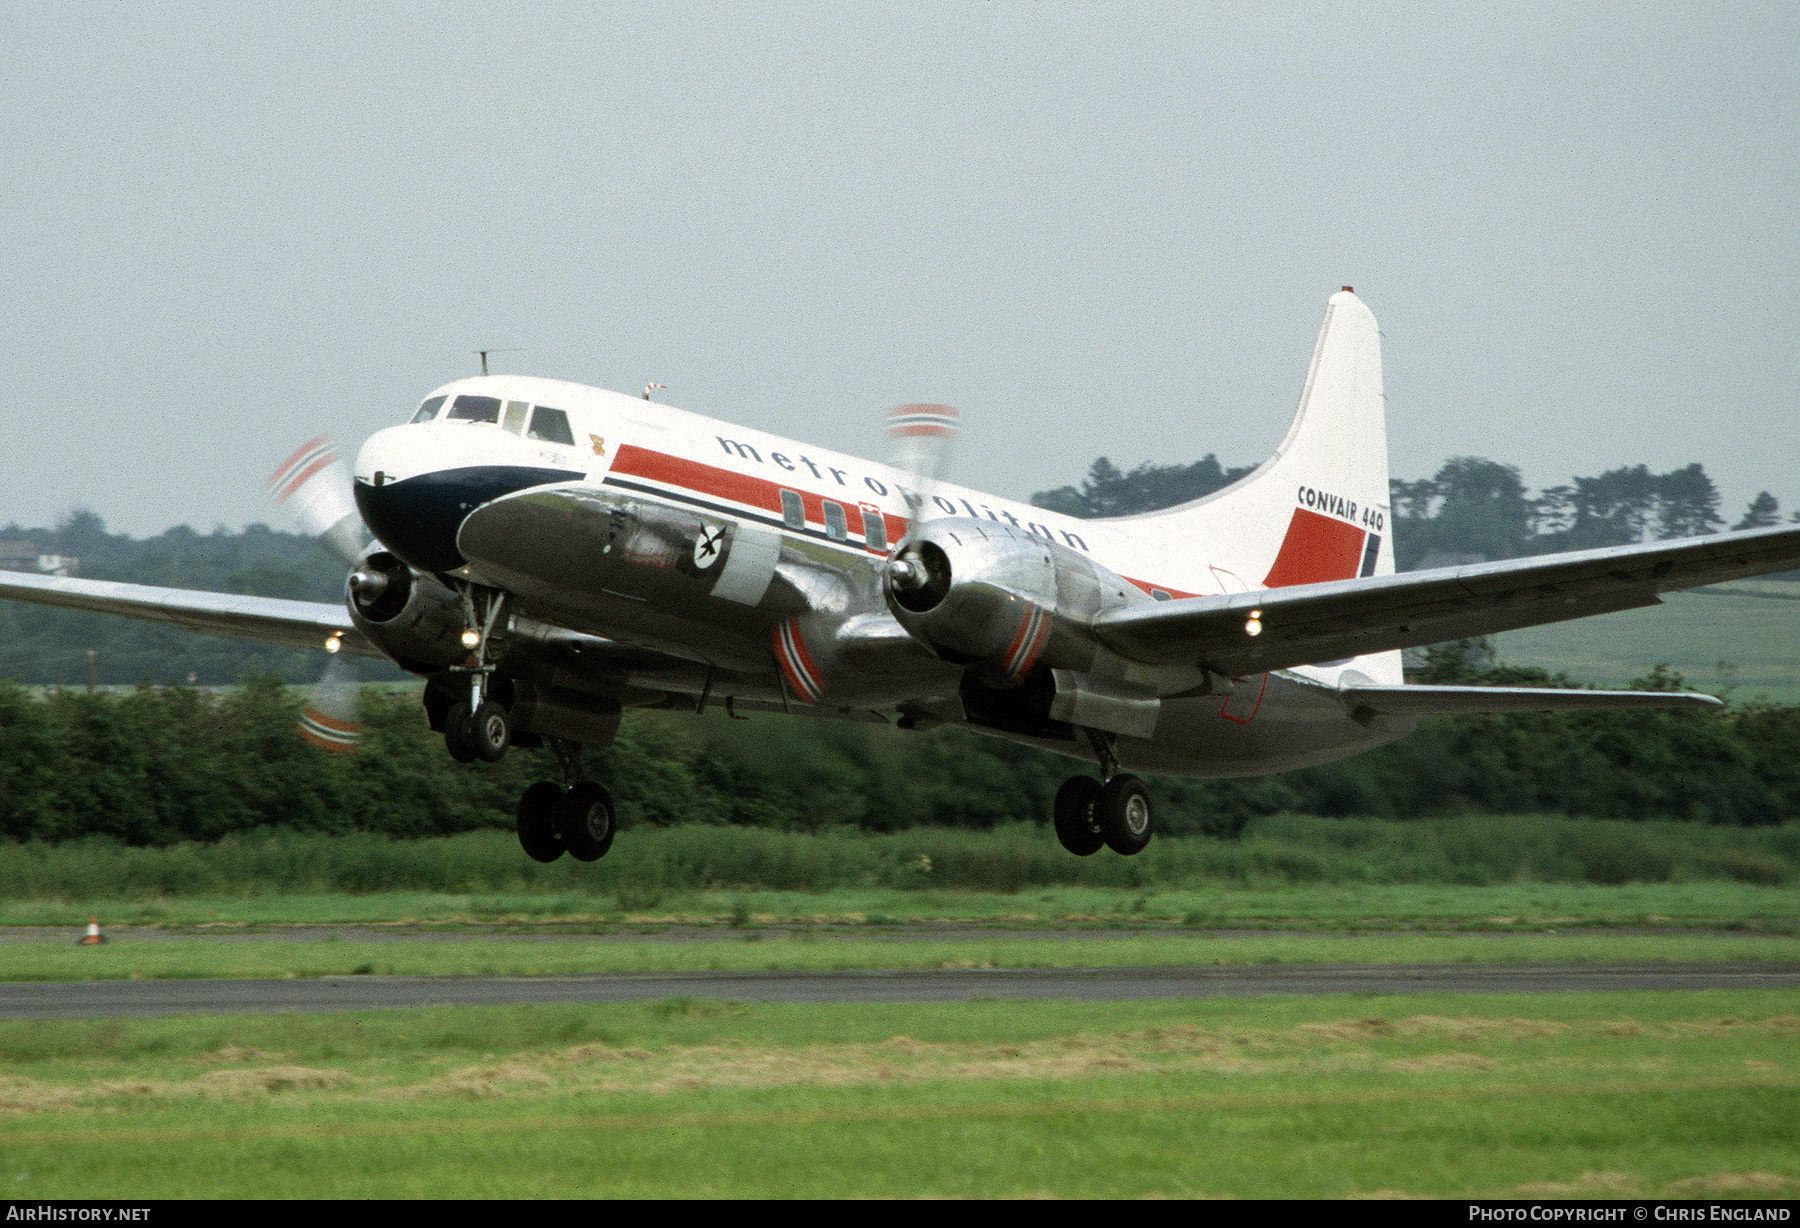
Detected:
[{"left": 355, "top": 465, "right": 583, "bottom": 574}]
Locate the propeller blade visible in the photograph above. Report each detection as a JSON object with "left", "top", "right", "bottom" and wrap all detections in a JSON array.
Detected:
[
  {"left": 885, "top": 403, "right": 960, "bottom": 539},
  {"left": 297, "top": 650, "right": 361, "bottom": 753},
  {"left": 267, "top": 435, "right": 365, "bottom": 566}
]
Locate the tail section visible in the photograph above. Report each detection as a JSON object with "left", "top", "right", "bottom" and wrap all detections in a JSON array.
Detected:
[{"left": 1127, "top": 288, "right": 1394, "bottom": 591}]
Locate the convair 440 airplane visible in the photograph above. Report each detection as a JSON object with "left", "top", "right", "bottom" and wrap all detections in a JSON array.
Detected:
[{"left": 7, "top": 289, "right": 1799, "bottom": 862}]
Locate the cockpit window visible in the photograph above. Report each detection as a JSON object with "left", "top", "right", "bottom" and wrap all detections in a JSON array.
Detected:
[
  {"left": 502, "top": 401, "right": 529, "bottom": 434},
  {"left": 445, "top": 395, "right": 501, "bottom": 424},
  {"left": 411, "top": 395, "right": 446, "bottom": 423},
  {"left": 527, "top": 406, "right": 575, "bottom": 445}
]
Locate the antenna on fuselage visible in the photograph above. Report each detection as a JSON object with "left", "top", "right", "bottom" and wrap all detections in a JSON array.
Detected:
[
  {"left": 643, "top": 383, "right": 667, "bottom": 401},
  {"left": 475, "top": 348, "right": 521, "bottom": 376}
]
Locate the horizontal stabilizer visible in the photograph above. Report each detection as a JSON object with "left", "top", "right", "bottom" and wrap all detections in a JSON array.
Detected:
[
  {"left": 0, "top": 571, "right": 374, "bottom": 657},
  {"left": 1092, "top": 522, "right": 1800, "bottom": 676},
  {"left": 1340, "top": 683, "right": 1722, "bottom": 718}
]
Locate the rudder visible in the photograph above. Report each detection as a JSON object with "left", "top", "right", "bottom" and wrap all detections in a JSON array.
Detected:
[{"left": 1121, "top": 288, "right": 1393, "bottom": 591}]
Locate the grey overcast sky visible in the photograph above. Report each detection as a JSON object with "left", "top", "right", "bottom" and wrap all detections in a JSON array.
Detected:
[{"left": 2, "top": 1, "right": 1794, "bottom": 539}]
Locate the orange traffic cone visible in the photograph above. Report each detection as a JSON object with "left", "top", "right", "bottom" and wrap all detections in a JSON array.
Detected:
[{"left": 78, "top": 916, "right": 105, "bottom": 945}]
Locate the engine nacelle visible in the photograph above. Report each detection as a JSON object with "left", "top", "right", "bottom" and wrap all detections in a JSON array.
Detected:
[
  {"left": 344, "top": 549, "right": 469, "bottom": 673},
  {"left": 883, "top": 518, "right": 1147, "bottom": 685}
]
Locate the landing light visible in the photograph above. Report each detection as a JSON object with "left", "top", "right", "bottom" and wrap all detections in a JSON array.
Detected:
[
  {"left": 460, "top": 629, "right": 481, "bottom": 650},
  {"left": 324, "top": 634, "right": 343, "bottom": 654},
  {"left": 1245, "top": 610, "right": 1263, "bottom": 637}
]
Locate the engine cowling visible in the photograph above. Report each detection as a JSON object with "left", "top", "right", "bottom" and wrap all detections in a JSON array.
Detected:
[
  {"left": 344, "top": 550, "right": 469, "bottom": 673},
  {"left": 883, "top": 518, "right": 1146, "bottom": 685}
]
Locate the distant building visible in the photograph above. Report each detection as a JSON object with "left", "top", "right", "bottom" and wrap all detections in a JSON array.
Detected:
[{"left": 0, "top": 541, "right": 78, "bottom": 575}]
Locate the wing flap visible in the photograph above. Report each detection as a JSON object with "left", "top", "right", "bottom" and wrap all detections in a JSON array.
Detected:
[
  {"left": 1340, "top": 684, "right": 1723, "bottom": 717},
  {"left": 1093, "top": 523, "right": 1800, "bottom": 675},
  {"left": 0, "top": 571, "right": 373, "bottom": 657}
]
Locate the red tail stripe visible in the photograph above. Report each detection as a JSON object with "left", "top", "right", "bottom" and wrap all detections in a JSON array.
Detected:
[{"left": 1261, "top": 508, "right": 1367, "bottom": 588}]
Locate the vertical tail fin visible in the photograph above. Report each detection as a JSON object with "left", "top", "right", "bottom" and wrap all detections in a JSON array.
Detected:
[{"left": 1129, "top": 288, "right": 1393, "bottom": 590}]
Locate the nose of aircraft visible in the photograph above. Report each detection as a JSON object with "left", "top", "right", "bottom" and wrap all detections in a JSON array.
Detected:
[{"left": 353, "top": 426, "right": 587, "bottom": 574}]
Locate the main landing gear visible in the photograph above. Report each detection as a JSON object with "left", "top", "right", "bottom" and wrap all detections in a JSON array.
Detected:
[
  {"left": 1053, "top": 730, "right": 1153, "bottom": 857},
  {"left": 515, "top": 738, "right": 616, "bottom": 863}
]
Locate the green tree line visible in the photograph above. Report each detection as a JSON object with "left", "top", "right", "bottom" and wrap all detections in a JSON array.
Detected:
[
  {"left": 2, "top": 662, "right": 1796, "bottom": 848},
  {"left": 0, "top": 512, "right": 390, "bottom": 686},
  {"left": 1033, "top": 455, "right": 1795, "bottom": 572}
]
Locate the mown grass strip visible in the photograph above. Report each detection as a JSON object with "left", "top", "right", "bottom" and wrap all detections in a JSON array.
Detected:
[
  {"left": 7, "top": 930, "right": 1800, "bottom": 982},
  {"left": 4, "top": 878, "right": 1797, "bottom": 930},
  {"left": 2, "top": 991, "right": 1792, "bottom": 1198},
  {"left": 4, "top": 1074, "right": 1793, "bottom": 1148}
]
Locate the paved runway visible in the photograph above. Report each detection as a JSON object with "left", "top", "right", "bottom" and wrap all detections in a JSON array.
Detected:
[{"left": 3, "top": 962, "right": 1796, "bottom": 1018}]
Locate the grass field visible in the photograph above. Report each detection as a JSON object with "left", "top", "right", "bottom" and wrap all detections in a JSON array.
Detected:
[
  {"left": 2, "top": 817, "right": 1793, "bottom": 913},
  {"left": 2, "top": 877, "right": 1794, "bottom": 1197},
  {"left": 9, "top": 928, "right": 1800, "bottom": 983},
  {"left": 0, "top": 991, "right": 1792, "bottom": 1198},
  {"left": 1494, "top": 587, "right": 1800, "bottom": 703},
  {"left": 2, "top": 872, "right": 1794, "bottom": 987},
  {"left": 14, "top": 871, "right": 1800, "bottom": 936}
]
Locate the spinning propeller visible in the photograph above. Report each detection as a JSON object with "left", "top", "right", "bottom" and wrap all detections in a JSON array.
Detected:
[
  {"left": 266, "top": 437, "right": 369, "bottom": 752},
  {"left": 883, "top": 403, "right": 959, "bottom": 602}
]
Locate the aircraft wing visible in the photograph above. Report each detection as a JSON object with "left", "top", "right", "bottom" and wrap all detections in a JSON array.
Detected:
[
  {"left": 1093, "top": 523, "right": 1800, "bottom": 678},
  {"left": 0, "top": 570, "right": 376, "bottom": 657}
]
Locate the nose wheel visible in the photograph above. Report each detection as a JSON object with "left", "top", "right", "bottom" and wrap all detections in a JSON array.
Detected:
[
  {"left": 441, "top": 585, "right": 513, "bottom": 763},
  {"left": 444, "top": 700, "right": 511, "bottom": 763}
]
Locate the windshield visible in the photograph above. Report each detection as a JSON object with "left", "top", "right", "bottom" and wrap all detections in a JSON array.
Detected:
[{"left": 444, "top": 395, "right": 501, "bottom": 424}]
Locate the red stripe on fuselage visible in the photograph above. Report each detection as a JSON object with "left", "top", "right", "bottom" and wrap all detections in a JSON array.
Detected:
[{"left": 612, "top": 444, "right": 784, "bottom": 517}]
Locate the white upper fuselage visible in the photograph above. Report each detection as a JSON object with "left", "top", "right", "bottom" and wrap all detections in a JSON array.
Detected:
[{"left": 361, "top": 374, "right": 1285, "bottom": 602}]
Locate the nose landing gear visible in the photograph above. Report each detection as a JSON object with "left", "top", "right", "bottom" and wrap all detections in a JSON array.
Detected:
[
  {"left": 442, "top": 586, "right": 513, "bottom": 763},
  {"left": 445, "top": 699, "right": 511, "bottom": 763}
]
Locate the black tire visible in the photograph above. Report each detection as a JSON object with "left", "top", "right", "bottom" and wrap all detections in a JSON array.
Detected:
[
  {"left": 443, "top": 702, "right": 477, "bottom": 763},
  {"left": 1052, "top": 775, "right": 1104, "bottom": 856},
  {"left": 471, "top": 700, "right": 510, "bottom": 763},
  {"left": 516, "top": 782, "right": 565, "bottom": 862},
  {"left": 557, "top": 780, "right": 616, "bottom": 862},
  {"left": 1097, "top": 773, "right": 1153, "bottom": 856}
]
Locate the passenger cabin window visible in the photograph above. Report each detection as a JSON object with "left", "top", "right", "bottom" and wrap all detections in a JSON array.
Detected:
[
  {"left": 822, "top": 501, "right": 848, "bottom": 542},
  {"left": 445, "top": 395, "right": 501, "bottom": 424},
  {"left": 527, "top": 406, "right": 575, "bottom": 445},
  {"left": 779, "top": 490, "right": 804, "bottom": 530},
  {"left": 501, "top": 401, "right": 529, "bottom": 434},
  {"left": 861, "top": 503, "right": 887, "bottom": 552},
  {"left": 411, "top": 395, "right": 446, "bottom": 423}
]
